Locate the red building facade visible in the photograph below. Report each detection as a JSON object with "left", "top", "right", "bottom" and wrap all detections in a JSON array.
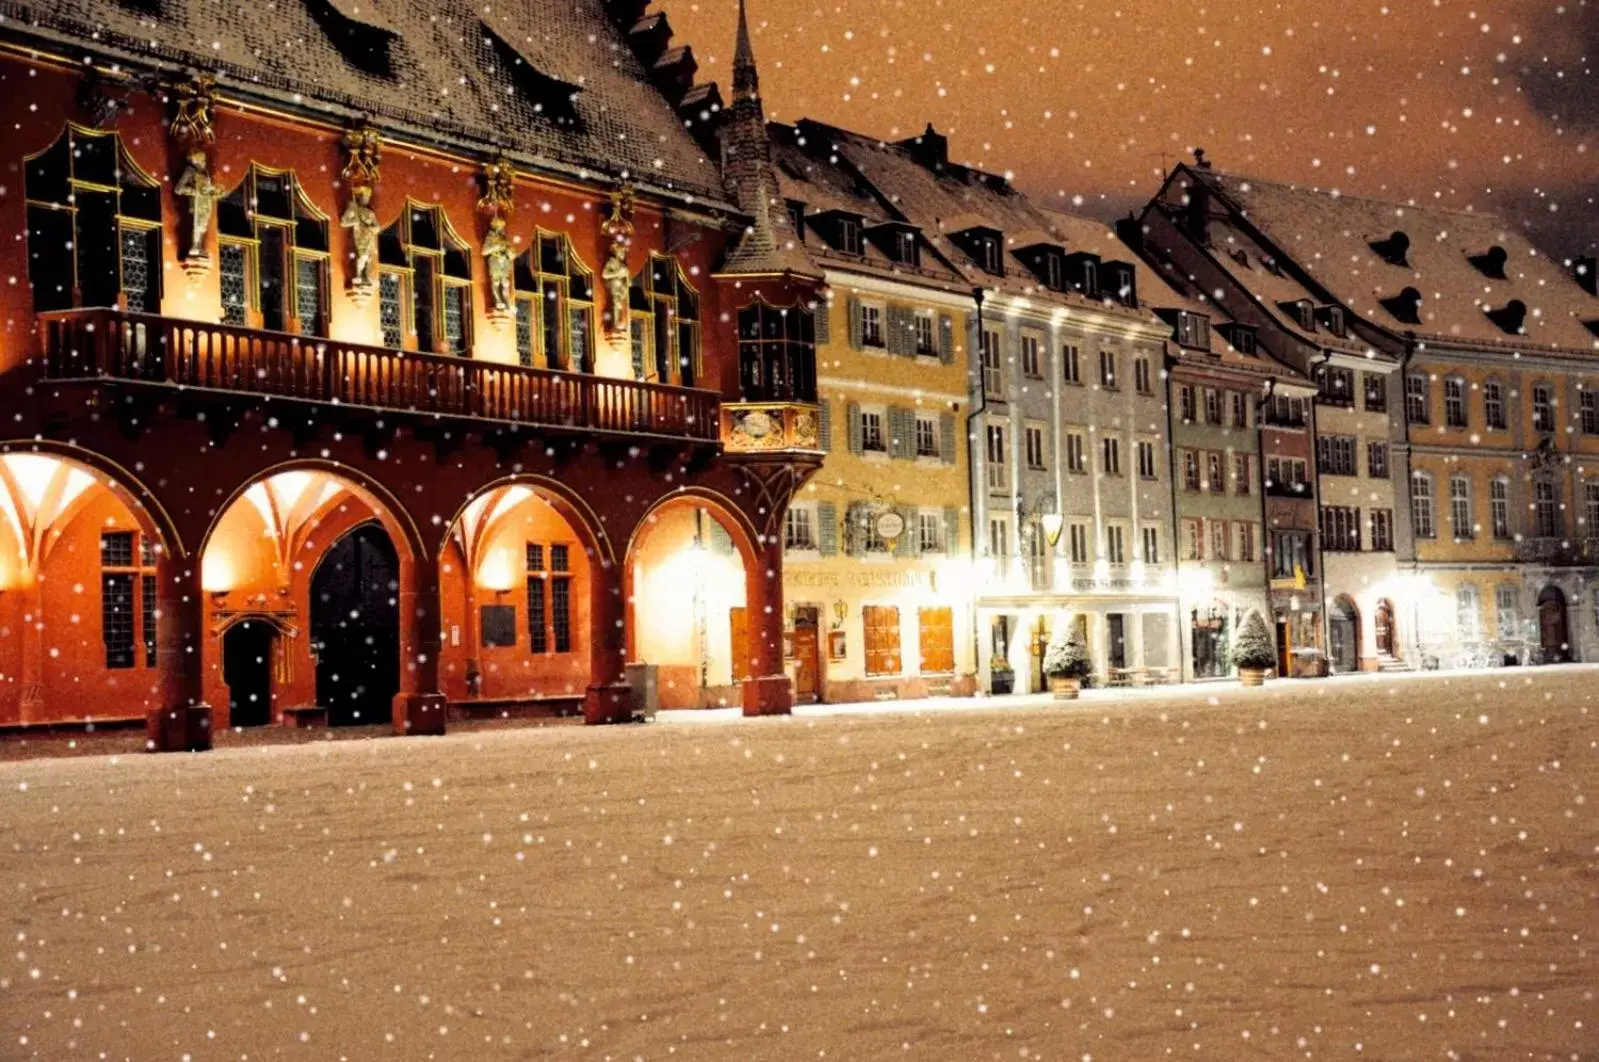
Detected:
[{"left": 0, "top": 0, "right": 821, "bottom": 745}]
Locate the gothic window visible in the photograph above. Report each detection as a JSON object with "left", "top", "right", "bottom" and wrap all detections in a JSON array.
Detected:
[
  {"left": 513, "top": 232, "right": 595, "bottom": 371},
  {"left": 738, "top": 299, "right": 817, "bottom": 403},
  {"left": 379, "top": 201, "right": 473, "bottom": 354},
  {"left": 24, "top": 124, "right": 162, "bottom": 313},
  {"left": 629, "top": 255, "right": 701, "bottom": 386},
  {"left": 216, "top": 164, "right": 330, "bottom": 335}
]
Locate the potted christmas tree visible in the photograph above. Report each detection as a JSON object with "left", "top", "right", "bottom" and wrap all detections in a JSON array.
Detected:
[
  {"left": 1231, "top": 610, "right": 1277, "bottom": 686},
  {"left": 1044, "top": 626, "right": 1092, "bottom": 699}
]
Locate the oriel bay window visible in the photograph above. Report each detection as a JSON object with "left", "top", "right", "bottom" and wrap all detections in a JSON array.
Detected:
[
  {"left": 217, "top": 164, "right": 330, "bottom": 335},
  {"left": 628, "top": 254, "right": 700, "bottom": 385},
  {"left": 738, "top": 299, "right": 817, "bottom": 402},
  {"left": 25, "top": 124, "right": 162, "bottom": 313},
  {"left": 378, "top": 201, "right": 474, "bottom": 354},
  {"left": 513, "top": 232, "right": 595, "bottom": 371}
]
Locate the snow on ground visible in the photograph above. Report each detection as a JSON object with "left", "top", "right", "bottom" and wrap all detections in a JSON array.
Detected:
[{"left": 1, "top": 668, "right": 1594, "bottom": 1060}]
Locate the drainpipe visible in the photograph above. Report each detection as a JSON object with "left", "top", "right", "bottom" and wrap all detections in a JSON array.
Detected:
[
  {"left": 1165, "top": 345, "right": 1185, "bottom": 680},
  {"left": 1257, "top": 376, "right": 1276, "bottom": 667},
  {"left": 1312, "top": 350, "right": 1333, "bottom": 670},
  {"left": 966, "top": 286, "right": 990, "bottom": 691}
]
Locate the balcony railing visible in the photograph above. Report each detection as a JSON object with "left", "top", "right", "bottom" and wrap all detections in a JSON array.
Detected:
[
  {"left": 38, "top": 309, "right": 720, "bottom": 444},
  {"left": 721, "top": 401, "right": 824, "bottom": 453},
  {"left": 1515, "top": 536, "right": 1585, "bottom": 566}
]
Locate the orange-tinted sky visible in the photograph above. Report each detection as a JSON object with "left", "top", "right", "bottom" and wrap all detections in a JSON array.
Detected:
[{"left": 670, "top": 0, "right": 1597, "bottom": 255}]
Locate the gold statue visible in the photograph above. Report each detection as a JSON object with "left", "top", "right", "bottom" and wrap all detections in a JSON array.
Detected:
[
  {"left": 174, "top": 148, "right": 220, "bottom": 260},
  {"left": 483, "top": 216, "right": 514, "bottom": 312},
  {"left": 340, "top": 185, "right": 380, "bottom": 288},
  {"left": 601, "top": 184, "right": 636, "bottom": 335}
]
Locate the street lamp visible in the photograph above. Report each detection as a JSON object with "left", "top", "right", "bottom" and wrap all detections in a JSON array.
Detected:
[{"left": 1040, "top": 512, "right": 1064, "bottom": 548}]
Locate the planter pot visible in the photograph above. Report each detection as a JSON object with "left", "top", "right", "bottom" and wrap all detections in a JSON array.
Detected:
[
  {"left": 1239, "top": 667, "right": 1268, "bottom": 687},
  {"left": 1049, "top": 675, "right": 1081, "bottom": 700},
  {"left": 990, "top": 670, "right": 1014, "bottom": 696}
]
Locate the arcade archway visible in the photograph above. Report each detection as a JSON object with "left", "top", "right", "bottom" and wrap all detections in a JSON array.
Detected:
[
  {"left": 625, "top": 496, "right": 760, "bottom": 710},
  {"left": 199, "top": 467, "right": 420, "bottom": 727},
  {"left": 0, "top": 452, "right": 175, "bottom": 725}
]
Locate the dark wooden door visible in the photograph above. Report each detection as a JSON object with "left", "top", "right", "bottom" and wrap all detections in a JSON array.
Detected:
[
  {"left": 222, "top": 620, "right": 274, "bottom": 728},
  {"left": 1108, "top": 614, "right": 1127, "bottom": 670},
  {"left": 1374, "top": 601, "right": 1395, "bottom": 656},
  {"left": 793, "top": 615, "right": 820, "bottom": 702},
  {"left": 311, "top": 523, "right": 400, "bottom": 726},
  {"left": 1539, "top": 589, "right": 1569, "bottom": 662}
]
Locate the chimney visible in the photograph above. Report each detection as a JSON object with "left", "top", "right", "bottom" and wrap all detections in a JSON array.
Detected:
[
  {"left": 899, "top": 122, "right": 948, "bottom": 172},
  {"left": 1577, "top": 255, "right": 1598, "bottom": 297},
  {"left": 1114, "top": 213, "right": 1145, "bottom": 254}
]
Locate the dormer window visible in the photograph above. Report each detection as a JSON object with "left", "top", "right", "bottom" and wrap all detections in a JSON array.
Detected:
[
  {"left": 978, "top": 235, "right": 1002, "bottom": 274},
  {"left": 1223, "top": 324, "right": 1257, "bottom": 355},
  {"left": 1487, "top": 298, "right": 1528, "bottom": 336},
  {"left": 1469, "top": 245, "right": 1509, "bottom": 280},
  {"left": 1317, "top": 305, "right": 1347, "bottom": 337},
  {"left": 1044, "top": 253, "right": 1063, "bottom": 291},
  {"left": 1369, "top": 230, "right": 1411, "bottom": 267},
  {"left": 1176, "top": 311, "right": 1211, "bottom": 351},
  {"left": 866, "top": 223, "right": 921, "bottom": 266},
  {"left": 1063, "top": 252, "right": 1100, "bottom": 297},
  {"left": 1103, "top": 262, "right": 1137, "bottom": 308},
  {"left": 787, "top": 201, "right": 807, "bottom": 243},
  {"left": 1383, "top": 286, "right": 1424, "bottom": 325},
  {"left": 1280, "top": 299, "right": 1316, "bottom": 331},
  {"left": 838, "top": 216, "right": 862, "bottom": 256},
  {"left": 950, "top": 227, "right": 1005, "bottom": 276},
  {"left": 893, "top": 230, "right": 917, "bottom": 266}
]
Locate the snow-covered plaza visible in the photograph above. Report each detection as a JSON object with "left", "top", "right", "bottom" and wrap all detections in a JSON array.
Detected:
[{"left": 3, "top": 667, "right": 1594, "bottom": 1060}]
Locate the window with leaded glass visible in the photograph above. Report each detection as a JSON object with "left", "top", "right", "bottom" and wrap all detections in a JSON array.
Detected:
[
  {"left": 379, "top": 201, "right": 473, "bottom": 354},
  {"left": 513, "top": 233, "right": 595, "bottom": 372},
  {"left": 379, "top": 272, "right": 404, "bottom": 348},
  {"left": 738, "top": 300, "right": 818, "bottom": 403},
  {"left": 23, "top": 125, "right": 162, "bottom": 313},
  {"left": 100, "top": 530, "right": 157, "bottom": 670},
  {"left": 215, "top": 165, "right": 330, "bottom": 333},
  {"left": 220, "top": 243, "right": 249, "bottom": 325},
  {"left": 551, "top": 578, "right": 572, "bottom": 653},
  {"left": 517, "top": 299, "right": 537, "bottom": 367}
]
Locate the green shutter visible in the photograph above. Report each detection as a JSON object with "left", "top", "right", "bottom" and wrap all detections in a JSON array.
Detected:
[
  {"left": 887, "top": 305, "right": 912, "bottom": 357},
  {"left": 889, "top": 406, "right": 909, "bottom": 460},
  {"left": 898, "top": 506, "right": 920, "bottom": 557},
  {"left": 943, "top": 506, "right": 961, "bottom": 554},
  {"left": 817, "top": 502, "right": 838, "bottom": 556},
  {"left": 938, "top": 411, "right": 956, "bottom": 465},
  {"left": 818, "top": 398, "right": 832, "bottom": 452},
  {"left": 814, "top": 298, "right": 832, "bottom": 346},
  {"left": 847, "top": 401, "right": 863, "bottom": 454},
  {"left": 938, "top": 312, "right": 956, "bottom": 364},
  {"left": 845, "top": 502, "right": 865, "bottom": 557},
  {"left": 847, "top": 296, "right": 863, "bottom": 350}
]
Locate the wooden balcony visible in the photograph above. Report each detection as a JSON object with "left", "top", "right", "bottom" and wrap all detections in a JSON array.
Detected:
[
  {"left": 721, "top": 401, "right": 824, "bottom": 453},
  {"left": 38, "top": 309, "right": 720, "bottom": 444}
]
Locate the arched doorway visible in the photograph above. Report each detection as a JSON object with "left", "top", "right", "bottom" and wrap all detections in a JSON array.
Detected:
[
  {"left": 1537, "top": 585, "right": 1569, "bottom": 663},
  {"left": 625, "top": 499, "right": 757, "bottom": 710},
  {"left": 311, "top": 522, "right": 400, "bottom": 726},
  {"left": 1329, "top": 595, "right": 1360, "bottom": 674},
  {"left": 222, "top": 619, "right": 276, "bottom": 727},
  {"left": 1374, "top": 599, "right": 1397, "bottom": 658}
]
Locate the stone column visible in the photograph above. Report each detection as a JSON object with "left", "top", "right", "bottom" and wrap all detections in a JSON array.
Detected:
[
  {"left": 584, "top": 558, "right": 632, "bottom": 724},
  {"left": 742, "top": 537, "right": 793, "bottom": 716},
  {"left": 392, "top": 551, "right": 447, "bottom": 736},
  {"left": 148, "top": 559, "right": 212, "bottom": 752}
]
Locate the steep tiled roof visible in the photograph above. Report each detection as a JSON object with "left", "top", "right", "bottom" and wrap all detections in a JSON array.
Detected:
[
  {"left": 1192, "top": 168, "right": 1599, "bottom": 353},
  {"left": 769, "top": 123, "right": 966, "bottom": 291},
  {"left": 2, "top": 0, "right": 730, "bottom": 207}
]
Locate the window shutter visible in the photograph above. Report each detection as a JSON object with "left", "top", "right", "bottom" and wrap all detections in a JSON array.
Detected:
[
  {"left": 818, "top": 398, "right": 832, "bottom": 452},
  {"left": 814, "top": 298, "right": 832, "bottom": 346},
  {"left": 889, "top": 406, "right": 909, "bottom": 460},
  {"left": 845, "top": 502, "right": 865, "bottom": 557},
  {"left": 847, "top": 296, "right": 863, "bottom": 350},
  {"left": 893, "top": 306, "right": 916, "bottom": 357},
  {"left": 847, "top": 401, "right": 863, "bottom": 455},
  {"left": 943, "top": 506, "right": 961, "bottom": 554},
  {"left": 938, "top": 411, "right": 956, "bottom": 465},
  {"left": 817, "top": 502, "right": 838, "bottom": 556},
  {"left": 899, "top": 506, "right": 921, "bottom": 557},
  {"left": 938, "top": 312, "right": 955, "bottom": 364}
]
